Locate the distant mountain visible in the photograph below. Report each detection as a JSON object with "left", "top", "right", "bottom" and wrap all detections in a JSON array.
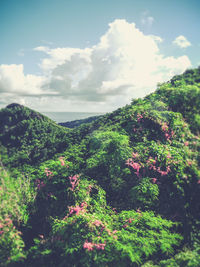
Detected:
[{"left": 59, "top": 115, "right": 102, "bottom": 128}]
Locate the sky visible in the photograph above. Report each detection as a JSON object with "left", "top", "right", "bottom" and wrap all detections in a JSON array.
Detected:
[{"left": 0, "top": 0, "right": 200, "bottom": 112}]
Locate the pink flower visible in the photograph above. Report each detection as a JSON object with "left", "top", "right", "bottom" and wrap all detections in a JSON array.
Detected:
[
  {"left": 165, "top": 132, "right": 170, "bottom": 140},
  {"left": 166, "top": 166, "right": 171, "bottom": 172},
  {"left": 187, "top": 160, "right": 192, "bottom": 166},
  {"left": 44, "top": 168, "right": 53, "bottom": 177},
  {"left": 161, "top": 123, "right": 168, "bottom": 132},
  {"left": 0, "top": 231, "right": 3, "bottom": 235},
  {"left": 59, "top": 157, "right": 65, "bottom": 166},
  {"left": 122, "top": 224, "right": 128, "bottom": 228},
  {"left": 5, "top": 218, "right": 12, "bottom": 225},
  {"left": 68, "top": 175, "right": 80, "bottom": 191},
  {"left": 171, "top": 130, "right": 175, "bottom": 137},
  {"left": 184, "top": 141, "right": 189, "bottom": 146},
  {"left": 151, "top": 178, "right": 157, "bottom": 184},
  {"left": 80, "top": 202, "right": 87, "bottom": 208},
  {"left": 93, "top": 220, "right": 103, "bottom": 227},
  {"left": 132, "top": 152, "right": 139, "bottom": 158},
  {"left": 197, "top": 180, "right": 200, "bottom": 184},
  {"left": 94, "top": 243, "right": 106, "bottom": 250},
  {"left": 166, "top": 154, "right": 171, "bottom": 159},
  {"left": 128, "top": 218, "right": 133, "bottom": 223},
  {"left": 69, "top": 205, "right": 83, "bottom": 216},
  {"left": 68, "top": 202, "right": 87, "bottom": 216},
  {"left": 137, "top": 113, "right": 143, "bottom": 122},
  {"left": 106, "top": 229, "right": 112, "bottom": 235},
  {"left": 126, "top": 159, "right": 141, "bottom": 173},
  {"left": 83, "top": 241, "right": 94, "bottom": 251}
]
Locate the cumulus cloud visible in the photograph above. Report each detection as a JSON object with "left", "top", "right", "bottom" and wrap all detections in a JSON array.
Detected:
[
  {"left": 0, "top": 19, "right": 191, "bottom": 112},
  {"left": 0, "top": 64, "right": 45, "bottom": 95},
  {"left": 0, "top": 64, "right": 58, "bottom": 107},
  {"left": 33, "top": 46, "right": 50, "bottom": 53},
  {"left": 173, "top": 35, "right": 191, "bottom": 48},
  {"left": 38, "top": 20, "right": 191, "bottom": 103}
]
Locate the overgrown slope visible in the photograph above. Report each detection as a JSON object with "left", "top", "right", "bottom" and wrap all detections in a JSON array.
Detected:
[
  {"left": 0, "top": 103, "right": 71, "bottom": 166},
  {"left": 0, "top": 67, "right": 200, "bottom": 266}
]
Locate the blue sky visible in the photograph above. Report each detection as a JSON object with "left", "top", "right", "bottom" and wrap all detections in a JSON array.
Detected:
[{"left": 0, "top": 0, "right": 200, "bottom": 112}]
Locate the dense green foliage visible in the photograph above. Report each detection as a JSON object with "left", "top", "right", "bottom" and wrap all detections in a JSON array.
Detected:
[
  {"left": 0, "top": 103, "right": 71, "bottom": 167},
  {"left": 0, "top": 67, "right": 200, "bottom": 266}
]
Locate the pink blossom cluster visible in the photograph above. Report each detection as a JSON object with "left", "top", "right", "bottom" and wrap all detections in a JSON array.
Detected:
[
  {"left": 68, "top": 202, "right": 87, "bottom": 216},
  {"left": 83, "top": 240, "right": 106, "bottom": 251},
  {"left": 92, "top": 220, "right": 103, "bottom": 227},
  {"left": 35, "top": 179, "right": 46, "bottom": 190},
  {"left": 146, "top": 156, "right": 157, "bottom": 166},
  {"left": 157, "top": 166, "right": 171, "bottom": 176},
  {"left": 137, "top": 113, "right": 143, "bottom": 122},
  {"left": 0, "top": 218, "right": 14, "bottom": 235},
  {"left": 161, "top": 122, "right": 168, "bottom": 132},
  {"left": 0, "top": 222, "right": 4, "bottom": 235},
  {"left": 147, "top": 156, "right": 171, "bottom": 177},
  {"left": 44, "top": 168, "right": 53, "bottom": 177},
  {"left": 151, "top": 178, "right": 157, "bottom": 184},
  {"left": 68, "top": 174, "right": 80, "bottom": 191},
  {"left": 126, "top": 159, "right": 141, "bottom": 177},
  {"left": 92, "top": 220, "right": 118, "bottom": 240},
  {"left": 59, "top": 157, "right": 65, "bottom": 166},
  {"left": 122, "top": 217, "right": 135, "bottom": 229},
  {"left": 161, "top": 122, "right": 174, "bottom": 141}
]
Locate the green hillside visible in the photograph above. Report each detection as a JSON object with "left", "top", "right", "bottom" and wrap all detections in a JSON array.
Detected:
[
  {"left": 0, "top": 103, "right": 72, "bottom": 167},
  {"left": 0, "top": 68, "right": 200, "bottom": 266}
]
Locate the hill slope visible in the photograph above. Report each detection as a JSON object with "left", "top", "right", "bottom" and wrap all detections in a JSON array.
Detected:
[
  {"left": 0, "top": 67, "right": 200, "bottom": 266},
  {"left": 0, "top": 103, "right": 71, "bottom": 166}
]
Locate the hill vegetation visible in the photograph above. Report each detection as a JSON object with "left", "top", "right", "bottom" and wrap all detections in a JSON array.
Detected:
[{"left": 0, "top": 67, "right": 200, "bottom": 266}]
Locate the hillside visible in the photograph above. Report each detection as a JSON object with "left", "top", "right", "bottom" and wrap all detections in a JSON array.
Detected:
[
  {"left": 0, "top": 67, "right": 200, "bottom": 266},
  {"left": 0, "top": 103, "right": 72, "bottom": 167}
]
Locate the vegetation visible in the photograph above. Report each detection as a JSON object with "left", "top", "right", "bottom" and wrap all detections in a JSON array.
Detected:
[{"left": 0, "top": 67, "right": 200, "bottom": 266}]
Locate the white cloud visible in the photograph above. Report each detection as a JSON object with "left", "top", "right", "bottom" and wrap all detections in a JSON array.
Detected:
[
  {"left": 39, "top": 19, "right": 191, "bottom": 103},
  {"left": 0, "top": 19, "right": 191, "bottom": 112},
  {"left": 0, "top": 64, "right": 55, "bottom": 97},
  {"left": 173, "top": 35, "right": 191, "bottom": 48},
  {"left": 34, "top": 46, "right": 50, "bottom": 53}
]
